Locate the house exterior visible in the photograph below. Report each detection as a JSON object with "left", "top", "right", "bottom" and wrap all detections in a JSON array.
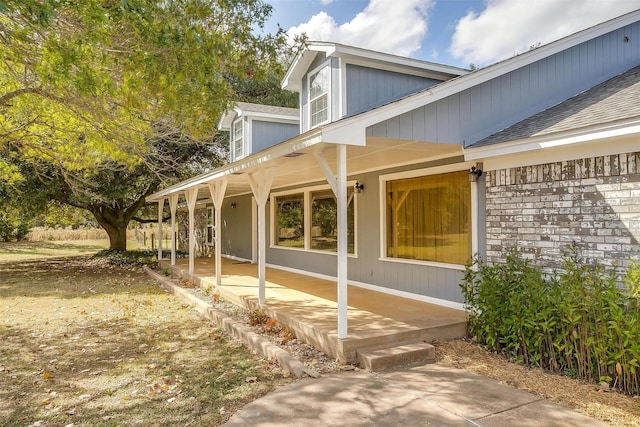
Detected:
[
  {"left": 218, "top": 102, "right": 299, "bottom": 162},
  {"left": 148, "top": 10, "right": 640, "bottom": 338}
]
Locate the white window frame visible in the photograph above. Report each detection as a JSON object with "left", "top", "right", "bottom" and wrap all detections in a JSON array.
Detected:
[
  {"left": 206, "top": 206, "right": 215, "bottom": 246},
  {"left": 307, "top": 61, "right": 331, "bottom": 128},
  {"left": 379, "top": 163, "right": 476, "bottom": 271},
  {"left": 232, "top": 117, "right": 245, "bottom": 161},
  {"left": 270, "top": 182, "right": 358, "bottom": 257}
]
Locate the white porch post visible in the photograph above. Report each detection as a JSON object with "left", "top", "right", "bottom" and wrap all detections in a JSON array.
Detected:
[
  {"left": 207, "top": 179, "right": 228, "bottom": 287},
  {"left": 314, "top": 145, "right": 348, "bottom": 339},
  {"left": 157, "top": 198, "right": 164, "bottom": 261},
  {"left": 169, "top": 194, "right": 179, "bottom": 266},
  {"left": 185, "top": 188, "right": 199, "bottom": 275},
  {"left": 248, "top": 168, "right": 275, "bottom": 305}
]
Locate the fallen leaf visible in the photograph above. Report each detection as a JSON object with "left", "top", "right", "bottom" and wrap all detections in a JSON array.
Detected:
[{"left": 42, "top": 372, "right": 52, "bottom": 379}]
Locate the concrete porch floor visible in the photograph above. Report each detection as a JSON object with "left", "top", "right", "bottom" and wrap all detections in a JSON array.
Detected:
[{"left": 162, "top": 257, "right": 467, "bottom": 363}]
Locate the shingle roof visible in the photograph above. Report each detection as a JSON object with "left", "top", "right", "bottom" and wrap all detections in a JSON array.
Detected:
[
  {"left": 471, "top": 65, "right": 640, "bottom": 148},
  {"left": 235, "top": 102, "right": 298, "bottom": 118}
]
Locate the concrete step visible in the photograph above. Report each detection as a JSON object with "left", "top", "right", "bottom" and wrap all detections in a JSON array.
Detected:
[{"left": 356, "top": 341, "right": 435, "bottom": 371}]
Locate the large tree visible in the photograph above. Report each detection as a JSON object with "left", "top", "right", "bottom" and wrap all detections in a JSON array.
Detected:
[{"left": 0, "top": 0, "right": 297, "bottom": 249}]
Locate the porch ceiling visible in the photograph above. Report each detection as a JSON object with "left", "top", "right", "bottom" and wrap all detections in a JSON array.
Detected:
[{"left": 147, "top": 136, "right": 462, "bottom": 203}]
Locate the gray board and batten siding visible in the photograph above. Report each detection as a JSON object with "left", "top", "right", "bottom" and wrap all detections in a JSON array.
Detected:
[
  {"left": 367, "top": 22, "right": 640, "bottom": 147},
  {"left": 345, "top": 64, "right": 443, "bottom": 117},
  {"left": 263, "top": 156, "right": 470, "bottom": 304},
  {"left": 221, "top": 194, "right": 254, "bottom": 261},
  {"left": 300, "top": 53, "right": 447, "bottom": 131},
  {"left": 251, "top": 120, "right": 299, "bottom": 154}
]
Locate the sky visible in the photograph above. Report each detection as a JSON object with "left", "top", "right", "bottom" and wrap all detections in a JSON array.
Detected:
[{"left": 263, "top": 0, "right": 640, "bottom": 69}]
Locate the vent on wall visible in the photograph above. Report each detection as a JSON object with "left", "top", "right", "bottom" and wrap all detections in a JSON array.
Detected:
[{"left": 284, "top": 152, "right": 305, "bottom": 158}]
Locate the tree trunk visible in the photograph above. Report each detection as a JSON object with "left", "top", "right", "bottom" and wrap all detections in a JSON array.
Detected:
[
  {"left": 91, "top": 207, "right": 129, "bottom": 251},
  {"left": 103, "top": 223, "right": 127, "bottom": 251}
]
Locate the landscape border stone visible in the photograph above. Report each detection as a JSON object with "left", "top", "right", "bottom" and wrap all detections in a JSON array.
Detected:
[{"left": 143, "top": 267, "right": 307, "bottom": 378}]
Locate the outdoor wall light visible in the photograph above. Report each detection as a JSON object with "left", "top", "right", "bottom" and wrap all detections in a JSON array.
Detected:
[
  {"left": 231, "top": 202, "right": 237, "bottom": 209},
  {"left": 354, "top": 182, "right": 365, "bottom": 194},
  {"left": 468, "top": 166, "right": 483, "bottom": 182}
]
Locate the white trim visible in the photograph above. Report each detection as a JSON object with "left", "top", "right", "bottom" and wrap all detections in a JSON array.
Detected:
[
  {"left": 378, "top": 161, "right": 475, "bottom": 182},
  {"left": 222, "top": 253, "right": 253, "bottom": 263},
  {"left": 307, "top": 60, "right": 331, "bottom": 129},
  {"left": 282, "top": 41, "right": 467, "bottom": 91},
  {"left": 464, "top": 118, "right": 640, "bottom": 161},
  {"left": 147, "top": 128, "right": 323, "bottom": 201},
  {"left": 341, "top": 56, "right": 462, "bottom": 81},
  {"left": 379, "top": 162, "right": 475, "bottom": 267},
  {"left": 251, "top": 196, "right": 257, "bottom": 263},
  {"left": 481, "top": 134, "right": 640, "bottom": 171},
  {"left": 339, "top": 57, "right": 346, "bottom": 119},
  {"left": 377, "top": 256, "right": 466, "bottom": 272},
  {"left": 265, "top": 262, "right": 465, "bottom": 311},
  {"left": 270, "top": 181, "right": 358, "bottom": 255},
  {"left": 319, "top": 11, "right": 640, "bottom": 147},
  {"left": 232, "top": 117, "right": 245, "bottom": 161},
  {"left": 206, "top": 205, "right": 214, "bottom": 246}
]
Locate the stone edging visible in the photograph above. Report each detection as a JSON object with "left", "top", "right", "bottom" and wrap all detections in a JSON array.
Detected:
[{"left": 143, "top": 266, "right": 307, "bottom": 378}]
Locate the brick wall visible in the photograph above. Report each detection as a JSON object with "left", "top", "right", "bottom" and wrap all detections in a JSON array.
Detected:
[{"left": 485, "top": 152, "right": 640, "bottom": 274}]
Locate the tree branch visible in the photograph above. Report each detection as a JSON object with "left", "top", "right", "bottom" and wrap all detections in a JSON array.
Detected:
[
  {"left": 132, "top": 215, "right": 171, "bottom": 224},
  {"left": 0, "top": 87, "right": 65, "bottom": 107}
]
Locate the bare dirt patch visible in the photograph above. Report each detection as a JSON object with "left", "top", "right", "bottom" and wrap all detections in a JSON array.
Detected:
[
  {"left": 0, "top": 257, "right": 290, "bottom": 426},
  {"left": 435, "top": 339, "right": 640, "bottom": 427}
]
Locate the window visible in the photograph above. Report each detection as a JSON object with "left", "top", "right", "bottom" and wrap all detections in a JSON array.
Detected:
[
  {"left": 385, "top": 170, "right": 471, "bottom": 265},
  {"left": 206, "top": 206, "right": 214, "bottom": 246},
  {"left": 232, "top": 118, "right": 244, "bottom": 160},
  {"left": 272, "top": 184, "right": 357, "bottom": 254},
  {"left": 274, "top": 193, "right": 304, "bottom": 248},
  {"left": 311, "top": 189, "right": 354, "bottom": 253},
  {"left": 308, "top": 64, "right": 330, "bottom": 127}
]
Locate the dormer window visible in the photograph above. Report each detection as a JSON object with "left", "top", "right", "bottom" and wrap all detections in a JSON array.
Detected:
[
  {"left": 232, "top": 118, "right": 244, "bottom": 160},
  {"left": 308, "top": 62, "right": 330, "bottom": 127}
]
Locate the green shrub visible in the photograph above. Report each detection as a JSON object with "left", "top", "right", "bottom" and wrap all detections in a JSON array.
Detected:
[{"left": 461, "top": 246, "right": 640, "bottom": 395}]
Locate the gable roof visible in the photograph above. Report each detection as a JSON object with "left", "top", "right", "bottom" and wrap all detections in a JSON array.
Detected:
[
  {"left": 319, "top": 9, "right": 640, "bottom": 147},
  {"left": 218, "top": 102, "right": 299, "bottom": 130},
  {"left": 281, "top": 41, "right": 468, "bottom": 92},
  {"left": 470, "top": 66, "right": 640, "bottom": 148}
]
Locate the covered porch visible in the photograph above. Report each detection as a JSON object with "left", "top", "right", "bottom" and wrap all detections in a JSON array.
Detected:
[{"left": 162, "top": 257, "right": 467, "bottom": 363}]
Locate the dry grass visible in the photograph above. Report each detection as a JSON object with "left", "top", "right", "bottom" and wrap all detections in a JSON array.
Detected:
[
  {"left": 0, "top": 255, "right": 289, "bottom": 426},
  {"left": 26, "top": 227, "right": 111, "bottom": 242},
  {"left": 0, "top": 240, "right": 110, "bottom": 263},
  {"left": 435, "top": 339, "right": 640, "bottom": 427}
]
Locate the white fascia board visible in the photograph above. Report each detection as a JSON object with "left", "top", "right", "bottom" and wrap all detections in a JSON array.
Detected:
[
  {"left": 245, "top": 111, "right": 299, "bottom": 123},
  {"left": 316, "top": 10, "right": 640, "bottom": 144},
  {"left": 217, "top": 106, "right": 243, "bottom": 131},
  {"left": 463, "top": 118, "right": 640, "bottom": 162},
  {"left": 282, "top": 44, "right": 335, "bottom": 91},
  {"left": 331, "top": 45, "right": 468, "bottom": 79},
  {"left": 146, "top": 129, "right": 323, "bottom": 202}
]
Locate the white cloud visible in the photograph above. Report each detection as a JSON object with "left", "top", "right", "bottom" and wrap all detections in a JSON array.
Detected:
[
  {"left": 287, "top": 0, "right": 435, "bottom": 57},
  {"left": 319, "top": 0, "right": 334, "bottom": 5},
  {"left": 449, "top": 0, "right": 640, "bottom": 66}
]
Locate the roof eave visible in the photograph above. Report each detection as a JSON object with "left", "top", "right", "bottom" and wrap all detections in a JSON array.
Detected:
[
  {"left": 146, "top": 128, "right": 324, "bottom": 202},
  {"left": 463, "top": 117, "right": 640, "bottom": 161}
]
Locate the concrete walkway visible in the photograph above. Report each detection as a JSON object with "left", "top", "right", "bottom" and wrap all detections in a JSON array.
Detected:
[{"left": 225, "top": 364, "right": 607, "bottom": 427}]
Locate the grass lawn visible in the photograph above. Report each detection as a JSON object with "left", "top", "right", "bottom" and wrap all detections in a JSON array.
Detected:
[{"left": 0, "top": 243, "right": 289, "bottom": 425}]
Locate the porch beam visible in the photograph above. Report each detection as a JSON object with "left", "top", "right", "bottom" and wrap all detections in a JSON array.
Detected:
[
  {"left": 168, "top": 194, "right": 179, "bottom": 266},
  {"left": 207, "top": 178, "right": 228, "bottom": 287},
  {"left": 185, "top": 187, "right": 199, "bottom": 275},
  {"left": 248, "top": 168, "right": 275, "bottom": 305},
  {"left": 157, "top": 198, "right": 164, "bottom": 261},
  {"left": 315, "top": 146, "right": 349, "bottom": 339}
]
